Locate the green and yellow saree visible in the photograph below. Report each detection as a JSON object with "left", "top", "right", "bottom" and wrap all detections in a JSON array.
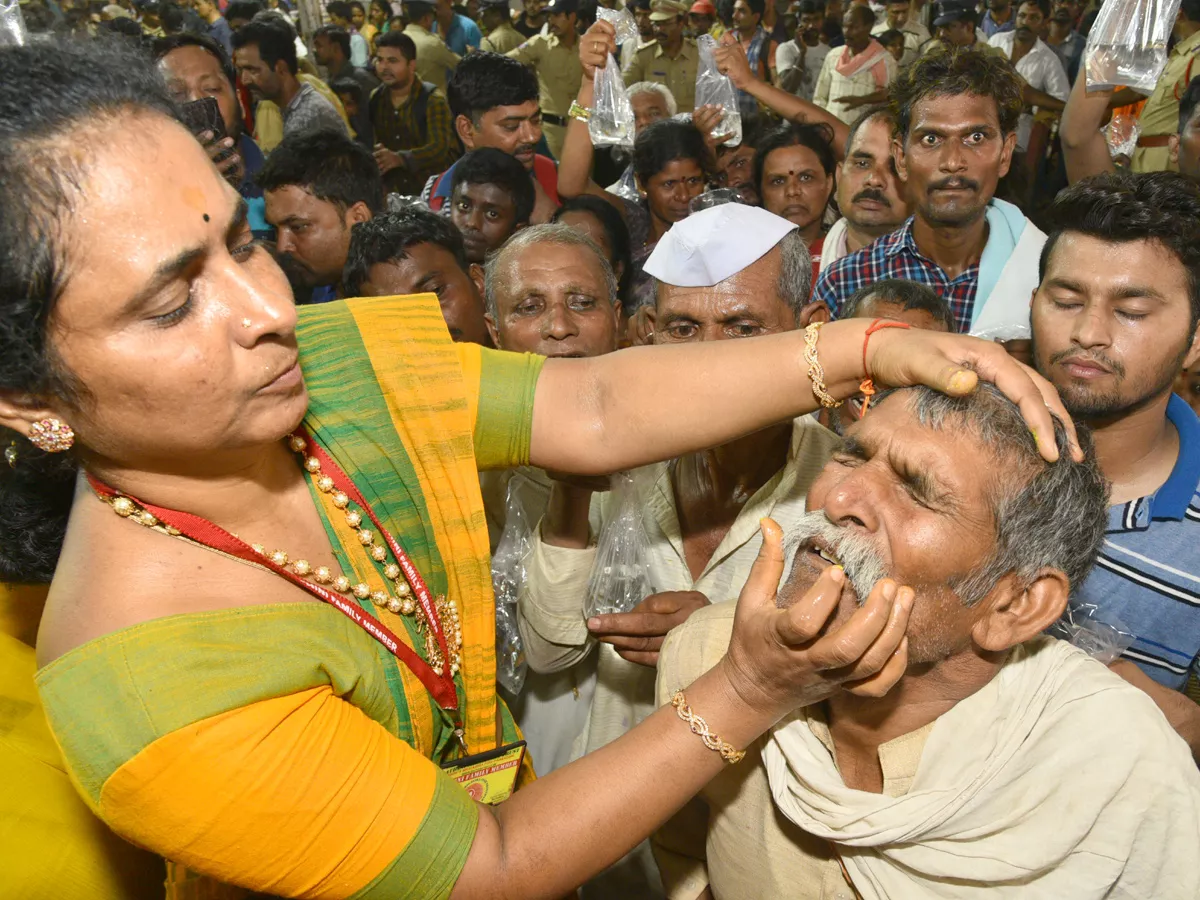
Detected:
[{"left": 36, "top": 295, "right": 543, "bottom": 899}]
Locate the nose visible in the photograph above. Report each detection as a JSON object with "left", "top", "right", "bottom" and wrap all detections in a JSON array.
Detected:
[
  {"left": 541, "top": 302, "right": 578, "bottom": 340},
  {"left": 1070, "top": 303, "right": 1112, "bottom": 350},
  {"left": 784, "top": 175, "right": 803, "bottom": 198},
  {"left": 275, "top": 228, "right": 297, "bottom": 254},
  {"left": 939, "top": 139, "right": 967, "bottom": 173},
  {"left": 463, "top": 207, "right": 484, "bottom": 231},
  {"left": 820, "top": 465, "right": 882, "bottom": 535},
  {"left": 225, "top": 260, "right": 297, "bottom": 346},
  {"left": 519, "top": 120, "right": 540, "bottom": 145}
]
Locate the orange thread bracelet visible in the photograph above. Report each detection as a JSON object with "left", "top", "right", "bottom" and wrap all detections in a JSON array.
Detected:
[{"left": 859, "top": 319, "right": 912, "bottom": 417}]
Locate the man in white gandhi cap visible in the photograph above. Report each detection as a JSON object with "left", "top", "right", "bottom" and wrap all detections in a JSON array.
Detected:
[{"left": 516, "top": 200, "right": 842, "bottom": 897}]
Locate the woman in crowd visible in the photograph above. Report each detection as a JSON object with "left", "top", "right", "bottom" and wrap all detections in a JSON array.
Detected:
[
  {"left": 364, "top": 0, "right": 390, "bottom": 48},
  {"left": 0, "top": 39, "right": 1076, "bottom": 900}
]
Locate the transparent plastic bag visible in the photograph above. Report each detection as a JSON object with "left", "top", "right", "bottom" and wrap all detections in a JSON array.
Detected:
[
  {"left": 1103, "top": 111, "right": 1141, "bottom": 160},
  {"left": 492, "top": 475, "right": 534, "bottom": 695},
  {"left": 1084, "top": 0, "right": 1181, "bottom": 93},
  {"left": 1048, "top": 602, "right": 1136, "bottom": 665},
  {"left": 608, "top": 163, "right": 641, "bottom": 202},
  {"left": 589, "top": 8, "right": 638, "bottom": 150},
  {"left": 584, "top": 471, "right": 655, "bottom": 619},
  {"left": 1, "top": 0, "right": 28, "bottom": 46},
  {"left": 695, "top": 34, "right": 742, "bottom": 147}
]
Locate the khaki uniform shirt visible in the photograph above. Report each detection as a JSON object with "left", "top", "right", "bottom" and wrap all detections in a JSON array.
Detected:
[
  {"left": 403, "top": 23, "right": 460, "bottom": 92},
  {"left": 1133, "top": 29, "right": 1200, "bottom": 173},
  {"left": 653, "top": 602, "right": 934, "bottom": 900},
  {"left": 508, "top": 34, "right": 583, "bottom": 159},
  {"left": 623, "top": 39, "right": 699, "bottom": 112},
  {"left": 481, "top": 20, "right": 524, "bottom": 54}
]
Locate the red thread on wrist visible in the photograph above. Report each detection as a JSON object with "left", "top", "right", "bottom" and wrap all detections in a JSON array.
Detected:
[{"left": 859, "top": 319, "right": 912, "bottom": 418}]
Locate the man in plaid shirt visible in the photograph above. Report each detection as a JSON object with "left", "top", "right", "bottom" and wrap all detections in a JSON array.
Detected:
[{"left": 815, "top": 49, "right": 1046, "bottom": 335}]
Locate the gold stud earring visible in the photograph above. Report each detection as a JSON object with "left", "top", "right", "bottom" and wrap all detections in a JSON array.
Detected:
[
  {"left": 4, "top": 441, "right": 16, "bottom": 468},
  {"left": 28, "top": 418, "right": 75, "bottom": 453},
  {"left": 242, "top": 317, "right": 253, "bottom": 329}
]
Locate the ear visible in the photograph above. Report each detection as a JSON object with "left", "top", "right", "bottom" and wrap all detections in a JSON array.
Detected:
[
  {"left": 970, "top": 568, "right": 1069, "bottom": 653},
  {"left": 469, "top": 262, "right": 486, "bottom": 300},
  {"left": 345, "top": 201, "right": 373, "bottom": 226},
  {"left": 1170, "top": 134, "right": 1181, "bottom": 167},
  {"left": 484, "top": 313, "right": 500, "bottom": 348},
  {"left": 454, "top": 114, "right": 476, "bottom": 149},
  {"left": 996, "top": 129, "right": 1019, "bottom": 180},
  {"left": 1185, "top": 319, "right": 1200, "bottom": 369},
  {"left": 891, "top": 136, "right": 908, "bottom": 184},
  {"left": 798, "top": 299, "right": 830, "bottom": 327},
  {"left": 0, "top": 391, "right": 69, "bottom": 441}
]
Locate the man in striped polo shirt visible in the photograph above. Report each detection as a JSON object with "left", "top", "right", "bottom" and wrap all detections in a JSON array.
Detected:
[{"left": 1031, "top": 171, "right": 1200, "bottom": 757}]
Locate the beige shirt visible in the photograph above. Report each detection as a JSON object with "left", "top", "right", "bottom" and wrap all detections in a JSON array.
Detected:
[
  {"left": 813, "top": 45, "right": 898, "bottom": 124},
  {"left": 623, "top": 39, "right": 700, "bottom": 113},
  {"left": 654, "top": 603, "right": 933, "bottom": 900},
  {"left": 481, "top": 20, "right": 524, "bottom": 54},
  {"left": 404, "top": 23, "right": 460, "bottom": 92}
]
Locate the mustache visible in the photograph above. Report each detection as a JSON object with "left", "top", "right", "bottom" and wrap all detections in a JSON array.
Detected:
[
  {"left": 1048, "top": 347, "right": 1127, "bottom": 378},
  {"left": 780, "top": 511, "right": 890, "bottom": 606},
  {"left": 514, "top": 142, "right": 537, "bottom": 155},
  {"left": 928, "top": 176, "right": 979, "bottom": 194},
  {"left": 852, "top": 187, "right": 891, "bottom": 206}
]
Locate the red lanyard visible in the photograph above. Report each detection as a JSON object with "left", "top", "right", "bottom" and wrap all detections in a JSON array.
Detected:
[{"left": 86, "top": 432, "right": 459, "bottom": 712}]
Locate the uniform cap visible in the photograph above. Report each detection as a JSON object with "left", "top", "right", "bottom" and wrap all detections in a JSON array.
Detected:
[
  {"left": 650, "top": 0, "right": 690, "bottom": 21},
  {"left": 643, "top": 204, "right": 798, "bottom": 287},
  {"left": 931, "top": 0, "right": 975, "bottom": 25}
]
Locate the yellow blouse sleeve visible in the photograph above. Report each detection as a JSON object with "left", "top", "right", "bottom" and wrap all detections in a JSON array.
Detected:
[
  {"left": 455, "top": 343, "right": 545, "bottom": 471},
  {"left": 98, "top": 686, "right": 478, "bottom": 900}
]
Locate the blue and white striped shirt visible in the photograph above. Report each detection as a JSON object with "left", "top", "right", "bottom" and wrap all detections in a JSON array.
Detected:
[{"left": 1074, "top": 395, "right": 1200, "bottom": 690}]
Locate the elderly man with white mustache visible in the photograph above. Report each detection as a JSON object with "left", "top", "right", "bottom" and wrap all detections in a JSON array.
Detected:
[{"left": 654, "top": 384, "right": 1200, "bottom": 900}]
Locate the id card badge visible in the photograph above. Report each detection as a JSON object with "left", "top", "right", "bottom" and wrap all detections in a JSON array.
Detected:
[{"left": 442, "top": 741, "right": 527, "bottom": 805}]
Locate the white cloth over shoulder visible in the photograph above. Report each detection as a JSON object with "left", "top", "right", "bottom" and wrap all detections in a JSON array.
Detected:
[
  {"left": 969, "top": 197, "right": 1045, "bottom": 339},
  {"left": 764, "top": 637, "right": 1200, "bottom": 899}
]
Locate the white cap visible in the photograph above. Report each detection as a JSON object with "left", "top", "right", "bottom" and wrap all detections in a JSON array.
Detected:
[{"left": 642, "top": 204, "right": 798, "bottom": 288}]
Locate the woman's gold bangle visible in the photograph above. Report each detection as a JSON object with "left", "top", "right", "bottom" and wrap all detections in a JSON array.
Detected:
[
  {"left": 804, "top": 322, "right": 842, "bottom": 409},
  {"left": 671, "top": 691, "right": 746, "bottom": 764}
]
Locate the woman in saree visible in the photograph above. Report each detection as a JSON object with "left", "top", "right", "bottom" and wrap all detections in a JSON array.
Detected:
[{"left": 0, "top": 40, "right": 1077, "bottom": 900}]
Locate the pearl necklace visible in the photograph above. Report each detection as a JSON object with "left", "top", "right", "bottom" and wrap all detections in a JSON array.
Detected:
[{"left": 100, "top": 434, "right": 463, "bottom": 678}]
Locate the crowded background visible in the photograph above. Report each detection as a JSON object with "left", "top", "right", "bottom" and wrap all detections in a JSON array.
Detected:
[{"left": 2, "top": 0, "right": 1200, "bottom": 896}]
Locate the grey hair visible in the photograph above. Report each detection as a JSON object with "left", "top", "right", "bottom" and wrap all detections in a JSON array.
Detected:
[
  {"left": 482, "top": 223, "right": 619, "bottom": 319},
  {"left": 777, "top": 229, "right": 813, "bottom": 319},
  {"left": 627, "top": 81, "right": 678, "bottom": 118},
  {"left": 883, "top": 384, "right": 1109, "bottom": 607}
]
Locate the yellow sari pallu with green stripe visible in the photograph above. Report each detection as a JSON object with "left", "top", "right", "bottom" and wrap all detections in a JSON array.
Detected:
[{"left": 35, "top": 296, "right": 543, "bottom": 900}]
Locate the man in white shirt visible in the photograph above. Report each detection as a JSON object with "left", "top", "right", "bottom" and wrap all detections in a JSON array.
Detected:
[
  {"left": 988, "top": 0, "right": 1069, "bottom": 152},
  {"left": 775, "top": 0, "right": 831, "bottom": 100},
  {"left": 814, "top": 5, "right": 898, "bottom": 123},
  {"left": 518, "top": 204, "right": 837, "bottom": 897},
  {"left": 871, "top": 0, "right": 929, "bottom": 65},
  {"left": 655, "top": 385, "right": 1200, "bottom": 900},
  {"left": 479, "top": 225, "right": 624, "bottom": 778}
]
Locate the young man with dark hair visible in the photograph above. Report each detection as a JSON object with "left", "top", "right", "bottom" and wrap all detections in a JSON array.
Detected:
[
  {"left": 775, "top": 0, "right": 830, "bottom": 100},
  {"left": 433, "top": 0, "right": 483, "bottom": 54},
  {"left": 342, "top": 209, "right": 493, "bottom": 345},
  {"left": 1031, "top": 172, "right": 1200, "bottom": 757},
  {"left": 981, "top": 0, "right": 1015, "bottom": 37},
  {"left": 326, "top": 0, "right": 371, "bottom": 64},
  {"left": 314, "top": 24, "right": 380, "bottom": 149},
  {"left": 815, "top": 48, "right": 1044, "bottom": 335},
  {"left": 424, "top": 52, "right": 559, "bottom": 220},
  {"left": 233, "top": 19, "right": 348, "bottom": 138},
  {"left": 449, "top": 148, "right": 536, "bottom": 262},
  {"left": 731, "top": 0, "right": 777, "bottom": 116},
  {"left": 370, "top": 29, "right": 459, "bottom": 195},
  {"left": 190, "top": 0, "right": 233, "bottom": 52},
  {"left": 507, "top": 0, "right": 583, "bottom": 160},
  {"left": 153, "top": 32, "right": 269, "bottom": 234},
  {"left": 479, "top": 0, "right": 524, "bottom": 53},
  {"left": 402, "top": 0, "right": 462, "bottom": 90},
  {"left": 223, "top": 0, "right": 262, "bottom": 29},
  {"left": 514, "top": 0, "right": 548, "bottom": 38},
  {"left": 754, "top": 121, "right": 836, "bottom": 278},
  {"left": 256, "top": 128, "right": 384, "bottom": 302}
]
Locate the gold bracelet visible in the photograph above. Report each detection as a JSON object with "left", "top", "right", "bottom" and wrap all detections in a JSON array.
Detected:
[
  {"left": 804, "top": 322, "right": 842, "bottom": 409},
  {"left": 568, "top": 100, "right": 592, "bottom": 123},
  {"left": 671, "top": 691, "right": 746, "bottom": 764}
]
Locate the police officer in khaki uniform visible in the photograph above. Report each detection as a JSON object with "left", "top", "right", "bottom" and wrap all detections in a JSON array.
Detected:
[
  {"left": 402, "top": 0, "right": 461, "bottom": 91},
  {"left": 1132, "top": 3, "right": 1200, "bottom": 173},
  {"left": 480, "top": 0, "right": 525, "bottom": 54},
  {"left": 923, "top": 0, "right": 1008, "bottom": 59},
  {"left": 624, "top": 0, "right": 699, "bottom": 112},
  {"left": 508, "top": 0, "right": 584, "bottom": 159}
]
